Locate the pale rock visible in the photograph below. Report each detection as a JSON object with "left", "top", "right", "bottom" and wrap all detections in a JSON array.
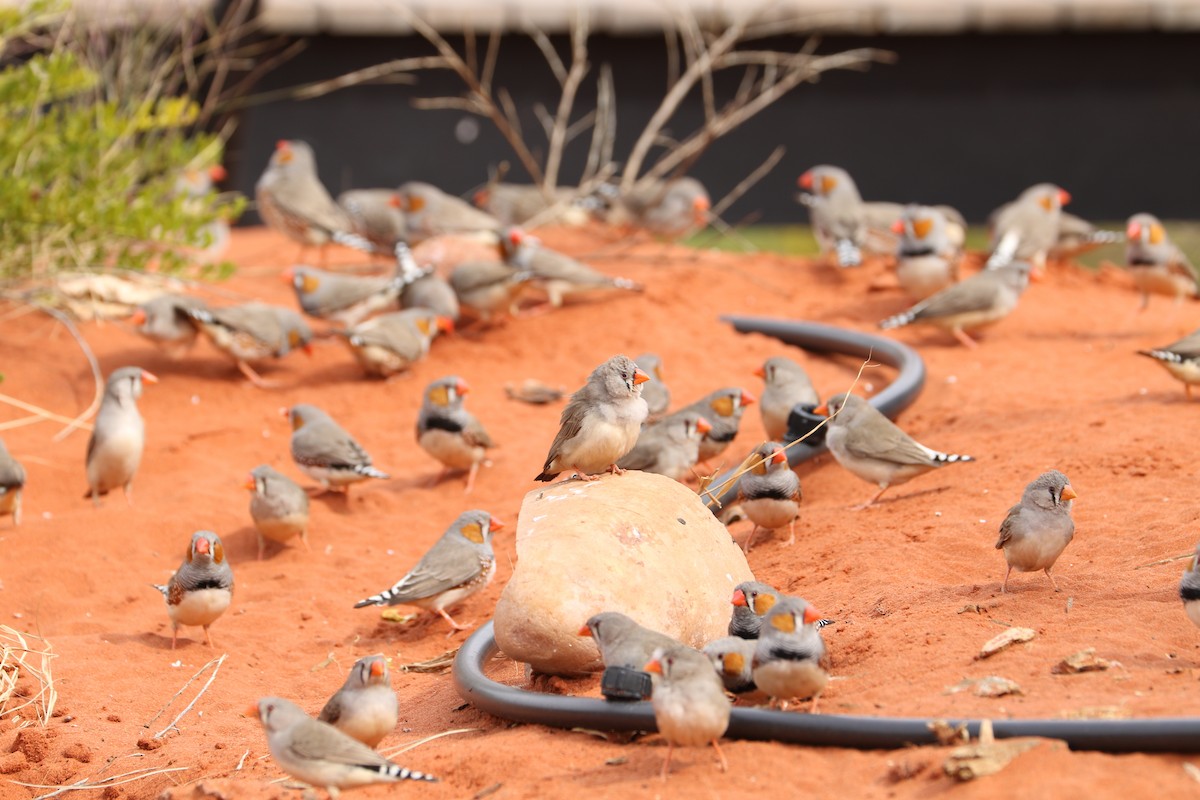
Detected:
[{"left": 494, "top": 470, "right": 754, "bottom": 675}]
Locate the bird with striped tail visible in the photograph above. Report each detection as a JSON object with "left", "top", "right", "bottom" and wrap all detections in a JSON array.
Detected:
[
  {"left": 815, "top": 393, "right": 973, "bottom": 509},
  {"left": 284, "top": 404, "right": 390, "bottom": 494},
  {"left": 250, "top": 696, "right": 435, "bottom": 798},
  {"left": 1138, "top": 327, "right": 1200, "bottom": 399}
]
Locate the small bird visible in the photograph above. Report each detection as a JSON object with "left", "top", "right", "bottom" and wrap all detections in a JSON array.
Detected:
[
  {"left": 815, "top": 393, "right": 974, "bottom": 509},
  {"left": 666, "top": 387, "right": 756, "bottom": 467},
  {"left": 473, "top": 182, "right": 589, "bottom": 226},
  {"left": 174, "top": 164, "right": 231, "bottom": 260},
  {"left": 317, "top": 654, "right": 398, "bottom": 749},
  {"left": 617, "top": 177, "right": 711, "bottom": 238},
  {"left": 416, "top": 375, "right": 496, "bottom": 494},
  {"left": 535, "top": 355, "right": 650, "bottom": 482},
  {"left": 255, "top": 140, "right": 356, "bottom": 265},
  {"left": 246, "top": 464, "right": 310, "bottom": 560},
  {"left": 187, "top": 302, "right": 313, "bottom": 387},
  {"left": 0, "top": 437, "right": 26, "bottom": 527},
  {"left": 634, "top": 353, "right": 671, "bottom": 422},
  {"left": 644, "top": 645, "right": 731, "bottom": 779},
  {"left": 736, "top": 442, "right": 801, "bottom": 552},
  {"left": 1180, "top": 544, "right": 1200, "bottom": 629},
  {"left": 755, "top": 357, "right": 819, "bottom": 443},
  {"left": 703, "top": 636, "right": 760, "bottom": 695},
  {"left": 752, "top": 596, "right": 829, "bottom": 711},
  {"left": 85, "top": 367, "right": 156, "bottom": 506},
  {"left": 338, "top": 308, "right": 453, "bottom": 378},
  {"left": 1138, "top": 327, "right": 1200, "bottom": 399},
  {"left": 393, "top": 181, "right": 501, "bottom": 243},
  {"left": 501, "top": 227, "right": 643, "bottom": 309},
  {"left": 878, "top": 262, "right": 1032, "bottom": 348},
  {"left": 798, "top": 165, "right": 865, "bottom": 268},
  {"left": 449, "top": 260, "right": 533, "bottom": 324},
  {"left": 579, "top": 611, "right": 684, "bottom": 701},
  {"left": 1125, "top": 213, "right": 1199, "bottom": 309},
  {"left": 986, "top": 183, "right": 1070, "bottom": 271},
  {"left": 396, "top": 242, "right": 460, "bottom": 321},
  {"left": 891, "top": 204, "right": 960, "bottom": 300},
  {"left": 153, "top": 530, "right": 233, "bottom": 649},
  {"left": 338, "top": 188, "right": 407, "bottom": 252},
  {"left": 1051, "top": 212, "right": 1123, "bottom": 260},
  {"left": 994, "top": 470, "right": 1077, "bottom": 593},
  {"left": 128, "top": 294, "right": 207, "bottom": 359},
  {"left": 615, "top": 411, "right": 711, "bottom": 481},
  {"left": 728, "top": 581, "right": 782, "bottom": 639},
  {"left": 251, "top": 696, "right": 436, "bottom": 798},
  {"left": 283, "top": 265, "right": 403, "bottom": 327},
  {"left": 354, "top": 510, "right": 503, "bottom": 633},
  {"left": 285, "top": 404, "right": 390, "bottom": 493}
]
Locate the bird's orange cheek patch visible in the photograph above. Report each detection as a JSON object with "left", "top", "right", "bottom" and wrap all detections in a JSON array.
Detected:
[
  {"left": 461, "top": 523, "right": 484, "bottom": 544},
  {"left": 770, "top": 613, "right": 796, "bottom": 634}
]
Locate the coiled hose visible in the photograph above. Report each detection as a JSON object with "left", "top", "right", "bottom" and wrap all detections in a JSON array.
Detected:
[{"left": 452, "top": 318, "right": 1200, "bottom": 752}]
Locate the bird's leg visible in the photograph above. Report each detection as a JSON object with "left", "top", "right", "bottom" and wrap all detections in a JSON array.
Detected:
[
  {"left": 660, "top": 743, "right": 674, "bottom": 781},
  {"left": 91, "top": 489, "right": 100, "bottom": 509},
  {"left": 13, "top": 494, "right": 20, "bottom": 526},
  {"left": 1188, "top": 384, "right": 1194, "bottom": 401},
  {"left": 237, "top": 360, "right": 280, "bottom": 389},
  {"left": 711, "top": 739, "right": 728, "bottom": 773},
  {"left": 1001, "top": 566, "right": 1012, "bottom": 593},
  {"left": 465, "top": 461, "right": 480, "bottom": 495},
  {"left": 1044, "top": 567, "right": 1061, "bottom": 593},
  {"left": 853, "top": 485, "right": 889, "bottom": 511},
  {"left": 300, "top": 529, "right": 311, "bottom": 552},
  {"left": 951, "top": 327, "right": 979, "bottom": 349},
  {"left": 572, "top": 467, "right": 600, "bottom": 482},
  {"left": 171, "top": 627, "right": 178, "bottom": 650},
  {"left": 809, "top": 692, "right": 822, "bottom": 715},
  {"left": 123, "top": 483, "right": 134, "bottom": 506},
  {"left": 742, "top": 525, "right": 760, "bottom": 554},
  {"left": 437, "top": 608, "right": 471, "bottom": 633},
  {"left": 785, "top": 519, "right": 796, "bottom": 547},
  {"left": 607, "top": 463, "right": 626, "bottom": 476},
  {"left": 257, "top": 532, "right": 266, "bottom": 562},
  {"left": 204, "top": 626, "right": 214, "bottom": 647}
]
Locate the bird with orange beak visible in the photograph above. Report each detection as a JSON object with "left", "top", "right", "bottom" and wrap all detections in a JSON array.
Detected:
[
  {"left": 643, "top": 645, "right": 731, "bottom": 779},
  {"left": 416, "top": 375, "right": 496, "bottom": 494},
  {"left": 128, "top": 294, "right": 208, "bottom": 359},
  {"left": 798, "top": 164, "right": 865, "bottom": 267},
  {"left": 1124, "top": 212, "right": 1198, "bottom": 310},
  {"left": 995, "top": 470, "right": 1077, "bottom": 593},
  {"left": 85, "top": 367, "right": 157, "bottom": 506},
  {"left": 246, "top": 464, "right": 310, "bottom": 560},
  {"left": 255, "top": 139, "right": 355, "bottom": 266},
  {"left": 337, "top": 307, "right": 453, "bottom": 379},
  {"left": 735, "top": 441, "right": 801, "bottom": 552},
  {"left": 185, "top": 302, "right": 314, "bottom": 388},
  {"left": 617, "top": 177, "right": 712, "bottom": 239},
  {"left": 1137, "top": 326, "right": 1200, "bottom": 399},
  {"left": 536, "top": 355, "right": 651, "bottom": 482},
  {"left": 755, "top": 356, "right": 819, "bottom": 443},
  {"left": 751, "top": 596, "right": 829, "bottom": 711},
  {"left": 152, "top": 530, "right": 234, "bottom": 649},
  {"left": 392, "top": 181, "right": 501, "bottom": 244},
  {"left": 986, "top": 183, "right": 1071, "bottom": 272},
  {"left": 728, "top": 580, "right": 782, "bottom": 639},
  {"left": 616, "top": 411, "right": 712, "bottom": 481},
  {"left": 318, "top": 654, "right": 398, "bottom": 749},
  {"left": 892, "top": 204, "right": 961, "bottom": 300},
  {"left": 664, "top": 386, "right": 756, "bottom": 467}
]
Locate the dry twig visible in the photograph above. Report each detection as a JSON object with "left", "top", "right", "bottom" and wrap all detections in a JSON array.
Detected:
[
  {"left": 143, "top": 653, "right": 227, "bottom": 739},
  {"left": 0, "top": 625, "right": 57, "bottom": 726}
]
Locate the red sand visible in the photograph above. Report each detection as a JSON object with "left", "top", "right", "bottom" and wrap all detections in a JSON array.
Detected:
[{"left": 1, "top": 227, "right": 1199, "bottom": 799}]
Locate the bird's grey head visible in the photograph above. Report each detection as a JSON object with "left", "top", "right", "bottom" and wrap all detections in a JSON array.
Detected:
[
  {"left": 595, "top": 355, "right": 648, "bottom": 398},
  {"left": 105, "top": 367, "right": 155, "bottom": 403},
  {"left": 454, "top": 509, "right": 502, "bottom": 549},
  {"left": 270, "top": 139, "right": 317, "bottom": 174},
  {"left": 1023, "top": 470, "right": 1076, "bottom": 512}
]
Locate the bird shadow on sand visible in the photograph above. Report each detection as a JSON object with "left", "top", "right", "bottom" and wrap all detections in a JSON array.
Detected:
[
  {"left": 854, "top": 484, "right": 952, "bottom": 509},
  {"left": 103, "top": 630, "right": 205, "bottom": 652}
]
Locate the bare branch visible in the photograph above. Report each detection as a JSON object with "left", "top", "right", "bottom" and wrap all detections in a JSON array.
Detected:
[
  {"left": 663, "top": 24, "right": 679, "bottom": 88},
  {"left": 527, "top": 24, "right": 567, "bottom": 85},
  {"left": 542, "top": 14, "right": 590, "bottom": 194},
  {"left": 411, "top": 96, "right": 483, "bottom": 113},
  {"left": 582, "top": 64, "right": 615, "bottom": 183},
  {"left": 480, "top": 28, "right": 501, "bottom": 94},
  {"left": 711, "top": 145, "right": 785, "bottom": 218}
]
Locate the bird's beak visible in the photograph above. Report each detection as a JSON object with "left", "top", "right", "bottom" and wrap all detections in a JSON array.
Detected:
[
  {"left": 488, "top": 516, "right": 506, "bottom": 532},
  {"left": 208, "top": 165, "right": 227, "bottom": 182},
  {"left": 891, "top": 219, "right": 904, "bottom": 234},
  {"left": 771, "top": 448, "right": 787, "bottom": 465},
  {"left": 129, "top": 309, "right": 147, "bottom": 326},
  {"left": 633, "top": 368, "right": 651, "bottom": 386},
  {"left": 752, "top": 366, "right": 765, "bottom": 379},
  {"left": 281, "top": 266, "right": 295, "bottom": 284},
  {"left": 695, "top": 416, "right": 713, "bottom": 435},
  {"left": 275, "top": 140, "right": 293, "bottom": 164},
  {"left": 803, "top": 605, "right": 823, "bottom": 626},
  {"left": 643, "top": 658, "right": 663, "bottom": 674},
  {"left": 740, "top": 390, "right": 756, "bottom": 406},
  {"left": 797, "top": 171, "right": 813, "bottom": 190},
  {"left": 369, "top": 660, "right": 386, "bottom": 678},
  {"left": 244, "top": 477, "right": 256, "bottom": 491},
  {"left": 692, "top": 196, "right": 710, "bottom": 224},
  {"left": 141, "top": 370, "right": 159, "bottom": 384},
  {"left": 1057, "top": 188, "right": 1071, "bottom": 206},
  {"left": 302, "top": 343, "right": 314, "bottom": 356},
  {"left": 456, "top": 380, "right": 470, "bottom": 395},
  {"left": 731, "top": 588, "right": 747, "bottom": 607},
  {"left": 388, "top": 193, "right": 403, "bottom": 210},
  {"left": 1127, "top": 222, "right": 1141, "bottom": 240},
  {"left": 473, "top": 188, "right": 489, "bottom": 207},
  {"left": 577, "top": 624, "right": 592, "bottom": 637},
  {"left": 508, "top": 228, "right": 524, "bottom": 246},
  {"left": 279, "top": 406, "right": 292, "bottom": 419},
  {"left": 1060, "top": 484, "right": 1078, "bottom": 501},
  {"left": 195, "top": 537, "right": 210, "bottom": 556},
  {"left": 437, "top": 316, "right": 455, "bottom": 335},
  {"left": 813, "top": 403, "right": 828, "bottom": 416}
]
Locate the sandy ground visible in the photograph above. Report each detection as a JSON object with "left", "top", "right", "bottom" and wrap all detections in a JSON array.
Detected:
[{"left": 1, "top": 227, "right": 1199, "bottom": 800}]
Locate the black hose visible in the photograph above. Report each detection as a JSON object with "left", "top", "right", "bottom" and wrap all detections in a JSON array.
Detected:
[
  {"left": 453, "top": 622, "right": 1200, "bottom": 753},
  {"left": 452, "top": 318, "right": 1200, "bottom": 753}
]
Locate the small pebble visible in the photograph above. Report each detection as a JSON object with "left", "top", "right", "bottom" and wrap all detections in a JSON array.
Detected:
[{"left": 191, "top": 395, "right": 200, "bottom": 405}]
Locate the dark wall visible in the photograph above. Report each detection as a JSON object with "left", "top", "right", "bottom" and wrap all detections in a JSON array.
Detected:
[{"left": 230, "top": 30, "right": 1200, "bottom": 224}]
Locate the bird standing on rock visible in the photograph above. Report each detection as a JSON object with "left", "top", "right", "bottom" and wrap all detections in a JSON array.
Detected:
[
  {"left": 995, "top": 470, "right": 1077, "bottom": 593},
  {"left": 644, "top": 645, "right": 731, "bottom": 779},
  {"left": 535, "top": 355, "right": 649, "bottom": 482},
  {"left": 153, "top": 530, "right": 233, "bottom": 649},
  {"left": 285, "top": 404, "right": 390, "bottom": 493},
  {"left": 0, "top": 437, "right": 25, "bottom": 526},
  {"left": 1124, "top": 213, "right": 1199, "bottom": 309},
  {"left": 416, "top": 376, "right": 496, "bottom": 494},
  {"left": 816, "top": 393, "right": 973, "bottom": 509},
  {"left": 752, "top": 596, "right": 829, "bottom": 711},
  {"left": 251, "top": 697, "right": 436, "bottom": 798},
  {"left": 354, "top": 510, "right": 503, "bottom": 633},
  {"left": 317, "top": 654, "right": 398, "bottom": 749},
  {"left": 755, "top": 357, "right": 818, "bottom": 443},
  {"left": 246, "top": 464, "right": 310, "bottom": 559},
  {"left": 736, "top": 442, "right": 801, "bottom": 552},
  {"left": 85, "top": 367, "right": 156, "bottom": 506},
  {"left": 256, "top": 140, "right": 356, "bottom": 265},
  {"left": 728, "top": 581, "right": 782, "bottom": 639},
  {"left": 878, "top": 262, "right": 1032, "bottom": 349},
  {"left": 1138, "top": 327, "right": 1200, "bottom": 399},
  {"left": 186, "top": 302, "right": 313, "bottom": 388}
]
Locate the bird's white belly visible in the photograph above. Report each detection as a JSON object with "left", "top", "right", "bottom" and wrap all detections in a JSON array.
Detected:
[
  {"left": 254, "top": 513, "right": 308, "bottom": 543},
  {"left": 1133, "top": 267, "right": 1195, "bottom": 299},
  {"left": 741, "top": 497, "right": 799, "bottom": 530},
  {"left": 89, "top": 430, "right": 144, "bottom": 491},
  {"left": 1163, "top": 360, "right": 1200, "bottom": 385},
  {"left": 752, "top": 660, "right": 828, "bottom": 701},
  {"left": 897, "top": 255, "right": 954, "bottom": 299},
  {"left": 168, "top": 588, "right": 231, "bottom": 628},
  {"left": 559, "top": 414, "right": 642, "bottom": 474},
  {"left": 1185, "top": 599, "right": 1200, "bottom": 630},
  {"left": 300, "top": 464, "right": 365, "bottom": 488},
  {"left": 654, "top": 688, "right": 729, "bottom": 747},
  {"left": 420, "top": 429, "right": 483, "bottom": 470},
  {"left": 1003, "top": 530, "right": 1071, "bottom": 573}
]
